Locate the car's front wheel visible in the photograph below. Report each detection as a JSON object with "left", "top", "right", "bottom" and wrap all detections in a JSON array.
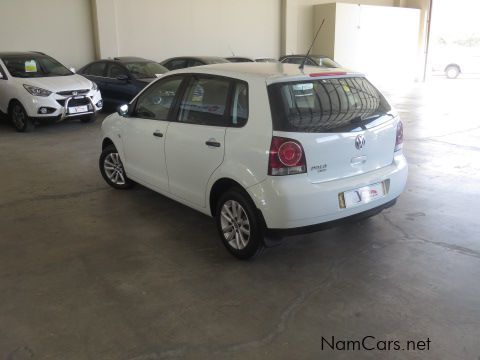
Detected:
[
  {"left": 99, "top": 144, "right": 133, "bottom": 189},
  {"left": 445, "top": 65, "right": 460, "bottom": 79},
  {"left": 215, "top": 188, "right": 265, "bottom": 260},
  {"left": 9, "top": 101, "right": 35, "bottom": 132}
]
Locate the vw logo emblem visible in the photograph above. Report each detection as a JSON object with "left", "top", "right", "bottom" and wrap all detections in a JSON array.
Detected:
[
  {"left": 355, "top": 135, "right": 366, "bottom": 150},
  {"left": 72, "top": 91, "right": 78, "bottom": 96}
]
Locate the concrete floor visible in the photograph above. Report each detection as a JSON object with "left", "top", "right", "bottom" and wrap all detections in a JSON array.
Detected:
[{"left": 0, "top": 79, "right": 479, "bottom": 360}]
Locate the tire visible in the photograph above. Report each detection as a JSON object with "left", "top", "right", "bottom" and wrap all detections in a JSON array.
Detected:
[
  {"left": 215, "top": 188, "right": 265, "bottom": 260},
  {"left": 80, "top": 112, "right": 97, "bottom": 123},
  {"left": 445, "top": 65, "right": 460, "bottom": 79},
  {"left": 99, "top": 144, "right": 133, "bottom": 189},
  {"left": 9, "top": 101, "right": 35, "bottom": 132}
]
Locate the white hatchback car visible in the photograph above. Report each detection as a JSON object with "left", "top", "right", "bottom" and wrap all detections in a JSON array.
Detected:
[
  {"left": 0, "top": 52, "right": 102, "bottom": 132},
  {"left": 99, "top": 63, "right": 407, "bottom": 259}
]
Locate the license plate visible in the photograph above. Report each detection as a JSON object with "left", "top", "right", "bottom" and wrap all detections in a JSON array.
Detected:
[
  {"left": 68, "top": 105, "right": 88, "bottom": 114},
  {"left": 340, "top": 181, "right": 386, "bottom": 209}
]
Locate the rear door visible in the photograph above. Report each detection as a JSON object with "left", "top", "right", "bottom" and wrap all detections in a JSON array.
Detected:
[
  {"left": 268, "top": 76, "right": 397, "bottom": 183},
  {"left": 165, "top": 74, "right": 233, "bottom": 207}
]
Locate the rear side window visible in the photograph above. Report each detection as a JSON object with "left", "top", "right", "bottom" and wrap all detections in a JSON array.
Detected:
[
  {"left": 84, "top": 62, "right": 106, "bottom": 76},
  {"left": 268, "top": 77, "right": 391, "bottom": 133},
  {"left": 231, "top": 82, "right": 248, "bottom": 126},
  {"left": 165, "top": 59, "right": 187, "bottom": 70}
]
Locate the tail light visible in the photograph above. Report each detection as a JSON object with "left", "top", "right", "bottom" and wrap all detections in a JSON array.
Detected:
[
  {"left": 268, "top": 137, "right": 307, "bottom": 176},
  {"left": 395, "top": 121, "right": 404, "bottom": 152}
]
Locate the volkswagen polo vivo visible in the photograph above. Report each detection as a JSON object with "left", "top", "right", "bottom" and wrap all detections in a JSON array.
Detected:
[{"left": 99, "top": 63, "right": 407, "bottom": 259}]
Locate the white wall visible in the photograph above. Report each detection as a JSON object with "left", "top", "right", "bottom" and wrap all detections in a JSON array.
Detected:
[
  {"left": 94, "top": 0, "right": 282, "bottom": 61},
  {"left": 284, "top": 0, "right": 395, "bottom": 55},
  {"left": 0, "top": 0, "right": 95, "bottom": 68}
]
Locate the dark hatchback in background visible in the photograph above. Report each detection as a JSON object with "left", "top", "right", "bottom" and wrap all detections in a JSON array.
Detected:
[
  {"left": 78, "top": 57, "right": 168, "bottom": 108},
  {"left": 160, "top": 56, "right": 229, "bottom": 70},
  {"left": 280, "top": 54, "right": 340, "bottom": 68}
]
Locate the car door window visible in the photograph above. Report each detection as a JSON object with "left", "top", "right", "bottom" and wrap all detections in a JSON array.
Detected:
[
  {"left": 177, "top": 76, "right": 230, "bottom": 126},
  {"left": 134, "top": 76, "right": 184, "bottom": 120},
  {"left": 0, "top": 64, "right": 6, "bottom": 80},
  {"left": 165, "top": 59, "right": 187, "bottom": 70},
  {"left": 107, "top": 63, "right": 128, "bottom": 78},
  {"left": 188, "top": 59, "right": 204, "bottom": 67},
  {"left": 284, "top": 57, "right": 301, "bottom": 64},
  {"left": 84, "top": 62, "right": 106, "bottom": 76},
  {"left": 230, "top": 82, "right": 248, "bottom": 126}
]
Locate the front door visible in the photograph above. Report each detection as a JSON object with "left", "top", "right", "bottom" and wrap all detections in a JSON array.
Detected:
[
  {"left": 165, "top": 75, "right": 234, "bottom": 207},
  {"left": 122, "top": 75, "right": 185, "bottom": 191}
]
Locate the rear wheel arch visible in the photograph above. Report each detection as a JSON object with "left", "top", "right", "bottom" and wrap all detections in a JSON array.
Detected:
[
  {"left": 209, "top": 178, "right": 256, "bottom": 217},
  {"left": 445, "top": 63, "right": 461, "bottom": 72}
]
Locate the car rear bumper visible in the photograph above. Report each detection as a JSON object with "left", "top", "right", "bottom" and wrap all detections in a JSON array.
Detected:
[{"left": 247, "top": 154, "right": 407, "bottom": 230}]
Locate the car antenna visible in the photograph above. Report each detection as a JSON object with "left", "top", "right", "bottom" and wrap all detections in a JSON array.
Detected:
[
  {"left": 300, "top": 18, "right": 325, "bottom": 71},
  {"left": 228, "top": 46, "right": 235, "bottom": 57}
]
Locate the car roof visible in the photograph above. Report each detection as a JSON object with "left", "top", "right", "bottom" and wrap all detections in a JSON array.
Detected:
[
  {"left": 112, "top": 57, "right": 151, "bottom": 62},
  {"left": 280, "top": 54, "right": 330, "bottom": 59},
  {"left": 0, "top": 51, "right": 49, "bottom": 57},
  {"left": 163, "top": 56, "right": 227, "bottom": 62},
  {"left": 169, "top": 62, "right": 358, "bottom": 83}
]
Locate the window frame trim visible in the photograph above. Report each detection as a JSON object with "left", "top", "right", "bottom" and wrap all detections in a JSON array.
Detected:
[
  {"left": 170, "top": 73, "right": 249, "bottom": 128},
  {"left": 130, "top": 74, "right": 189, "bottom": 121}
]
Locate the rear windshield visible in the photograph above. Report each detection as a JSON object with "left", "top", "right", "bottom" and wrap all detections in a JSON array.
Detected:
[
  {"left": 1, "top": 55, "right": 72, "bottom": 78},
  {"left": 268, "top": 77, "right": 391, "bottom": 133}
]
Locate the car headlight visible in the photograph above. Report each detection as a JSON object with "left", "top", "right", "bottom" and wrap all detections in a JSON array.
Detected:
[
  {"left": 23, "top": 84, "right": 52, "bottom": 97},
  {"left": 91, "top": 81, "right": 98, "bottom": 91}
]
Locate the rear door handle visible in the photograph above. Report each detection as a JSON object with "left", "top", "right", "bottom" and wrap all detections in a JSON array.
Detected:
[
  {"left": 205, "top": 140, "right": 221, "bottom": 148},
  {"left": 153, "top": 131, "right": 163, "bottom": 138}
]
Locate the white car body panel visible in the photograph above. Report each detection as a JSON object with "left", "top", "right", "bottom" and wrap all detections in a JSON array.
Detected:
[
  {"left": 101, "top": 63, "right": 407, "bottom": 231},
  {"left": 0, "top": 58, "right": 102, "bottom": 119}
]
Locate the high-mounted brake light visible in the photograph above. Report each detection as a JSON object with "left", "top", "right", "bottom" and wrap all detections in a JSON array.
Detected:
[
  {"left": 395, "top": 121, "right": 404, "bottom": 152},
  {"left": 309, "top": 72, "right": 347, "bottom": 77},
  {"left": 268, "top": 137, "right": 307, "bottom": 176}
]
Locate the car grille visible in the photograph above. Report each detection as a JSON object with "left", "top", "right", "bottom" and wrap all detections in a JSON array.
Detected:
[
  {"left": 56, "top": 89, "right": 89, "bottom": 96},
  {"left": 68, "top": 97, "right": 91, "bottom": 107},
  {"left": 56, "top": 97, "right": 92, "bottom": 108}
]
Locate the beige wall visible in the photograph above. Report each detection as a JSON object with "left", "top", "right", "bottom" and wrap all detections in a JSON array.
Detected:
[
  {"left": 0, "top": 0, "right": 95, "bottom": 69},
  {"left": 283, "top": 0, "right": 395, "bottom": 55},
  {"left": 93, "top": 0, "right": 282, "bottom": 62}
]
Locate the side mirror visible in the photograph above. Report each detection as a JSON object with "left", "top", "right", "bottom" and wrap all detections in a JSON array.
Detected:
[
  {"left": 117, "top": 74, "right": 129, "bottom": 81},
  {"left": 69, "top": 67, "right": 76, "bottom": 73},
  {"left": 117, "top": 104, "right": 129, "bottom": 117}
]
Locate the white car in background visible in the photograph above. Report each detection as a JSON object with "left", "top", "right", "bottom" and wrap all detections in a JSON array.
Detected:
[
  {"left": 0, "top": 52, "right": 103, "bottom": 132},
  {"left": 99, "top": 63, "right": 407, "bottom": 259}
]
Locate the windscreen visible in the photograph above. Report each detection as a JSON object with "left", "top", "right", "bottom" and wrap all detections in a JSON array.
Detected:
[
  {"left": 125, "top": 62, "right": 168, "bottom": 79},
  {"left": 2, "top": 55, "right": 72, "bottom": 78},
  {"left": 268, "top": 77, "right": 392, "bottom": 133}
]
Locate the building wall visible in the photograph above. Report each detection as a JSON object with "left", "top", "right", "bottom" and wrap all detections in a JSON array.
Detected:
[
  {"left": 94, "top": 0, "right": 282, "bottom": 62},
  {"left": 283, "top": 0, "right": 396, "bottom": 55},
  {"left": 0, "top": 0, "right": 95, "bottom": 69}
]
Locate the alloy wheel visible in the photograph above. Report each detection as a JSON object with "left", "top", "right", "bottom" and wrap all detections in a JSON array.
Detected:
[
  {"left": 104, "top": 152, "right": 126, "bottom": 186},
  {"left": 220, "top": 200, "right": 251, "bottom": 250}
]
